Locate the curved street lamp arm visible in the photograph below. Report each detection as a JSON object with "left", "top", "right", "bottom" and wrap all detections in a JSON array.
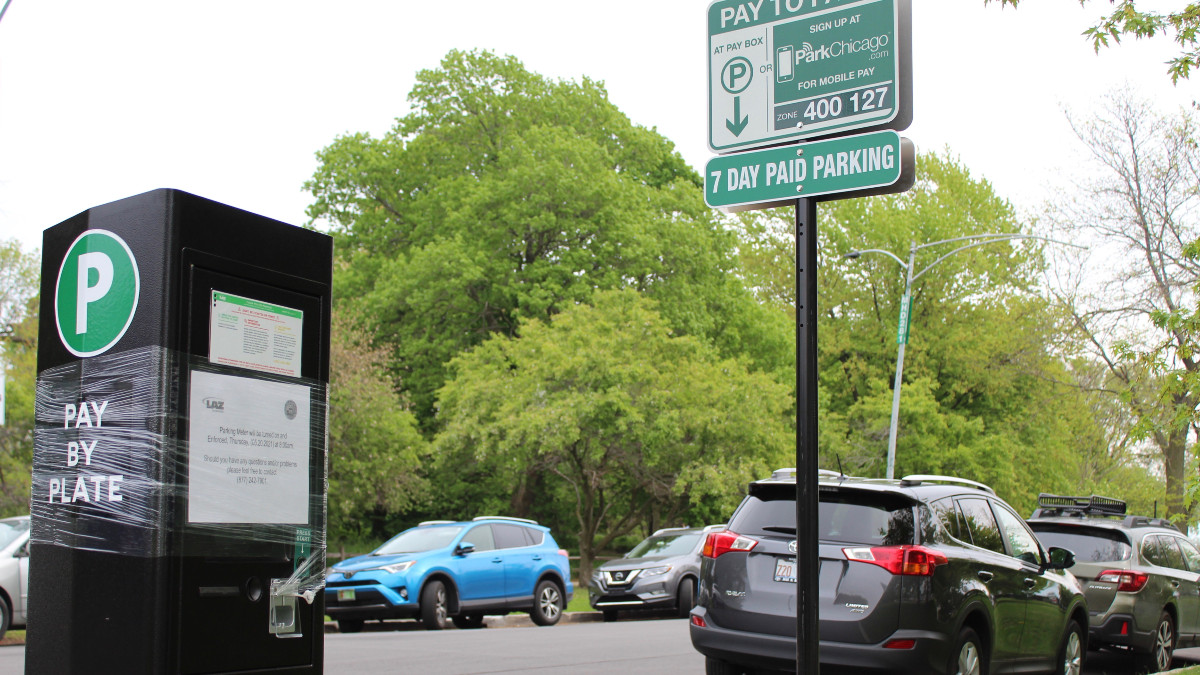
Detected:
[
  {"left": 910, "top": 234, "right": 1084, "bottom": 284},
  {"left": 843, "top": 248, "right": 909, "bottom": 269}
]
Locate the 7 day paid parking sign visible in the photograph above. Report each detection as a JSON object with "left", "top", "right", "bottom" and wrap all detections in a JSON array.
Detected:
[
  {"left": 705, "top": 130, "right": 912, "bottom": 209},
  {"left": 54, "top": 230, "right": 140, "bottom": 357}
]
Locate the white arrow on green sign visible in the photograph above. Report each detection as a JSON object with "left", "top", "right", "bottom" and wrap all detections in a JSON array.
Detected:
[{"left": 704, "top": 130, "right": 912, "bottom": 210}]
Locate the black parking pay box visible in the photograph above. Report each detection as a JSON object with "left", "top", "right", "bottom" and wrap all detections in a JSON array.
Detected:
[{"left": 27, "top": 189, "right": 331, "bottom": 674}]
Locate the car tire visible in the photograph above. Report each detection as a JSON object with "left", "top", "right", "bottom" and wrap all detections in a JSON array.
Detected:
[
  {"left": 420, "top": 580, "right": 449, "bottom": 630},
  {"left": 1139, "top": 611, "right": 1175, "bottom": 673},
  {"left": 0, "top": 596, "right": 10, "bottom": 641},
  {"left": 947, "top": 626, "right": 986, "bottom": 675},
  {"left": 677, "top": 577, "right": 696, "bottom": 618},
  {"left": 451, "top": 613, "right": 485, "bottom": 629},
  {"left": 530, "top": 579, "right": 563, "bottom": 626},
  {"left": 602, "top": 608, "right": 618, "bottom": 622},
  {"left": 336, "top": 618, "right": 364, "bottom": 634},
  {"left": 1054, "top": 619, "right": 1084, "bottom": 675}
]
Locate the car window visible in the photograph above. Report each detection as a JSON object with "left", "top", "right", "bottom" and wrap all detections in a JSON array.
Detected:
[
  {"left": 931, "top": 497, "right": 965, "bottom": 541},
  {"left": 992, "top": 503, "right": 1042, "bottom": 565},
  {"left": 522, "top": 527, "right": 544, "bottom": 547},
  {"left": 1177, "top": 537, "right": 1200, "bottom": 573},
  {"left": 626, "top": 533, "right": 702, "bottom": 558},
  {"left": 956, "top": 498, "right": 1006, "bottom": 555},
  {"left": 375, "top": 525, "right": 464, "bottom": 555},
  {"left": 731, "top": 487, "right": 914, "bottom": 545},
  {"left": 463, "top": 524, "right": 496, "bottom": 552},
  {"left": 1153, "top": 535, "right": 1187, "bottom": 571},
  {"left": 1028, "top": 525, "right": 1132, "bottom": 563},
  {"left": 0, "top": 518, "right": 29, "bottom": 549},
  {"left": 818, "top": 492, "right": 914, "bottom": 546},
  {"left": 1141, "top": 535, "right": 1165, "bottom": 566},
  {"left": 494, "top": 523, "right": 531, "bottom": 549}
]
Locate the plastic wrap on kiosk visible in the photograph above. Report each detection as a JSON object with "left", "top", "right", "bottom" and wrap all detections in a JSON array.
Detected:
[{"left": 31, "top": 345, "right": 328, "bottom": 602}]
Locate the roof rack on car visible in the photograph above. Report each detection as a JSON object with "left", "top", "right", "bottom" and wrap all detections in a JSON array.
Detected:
[
  {"left": 899, "top": 475, "right": 995, "bottom": 494},
  {"left": 418, "top": 520, "right": 457, "bottom": 527},
  {"left": 1031, "top": 493, "right": 1126, "bottom": 518},
  {"left": 472, "top": 516, "right": 539, "bottom": 525},
  {"left": 1122, "top": 515, "right": 1180, "bottom": 532},
  {"left": 768, "top": 468, "right": 849, "bottom": 481}
]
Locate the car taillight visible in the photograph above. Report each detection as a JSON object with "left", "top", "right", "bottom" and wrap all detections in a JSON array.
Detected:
[
  {"left": 702, "top": 530, "right": 758, "bottom": 559},
  {"left": 883, "top": 638, "right": 917, "bottom": 649},
  {"left": 1098, "top": 570, "right": 1149, "bottom": 592},
  {"left": 842, "top": 545, "right": 948, "bottom": 576}
]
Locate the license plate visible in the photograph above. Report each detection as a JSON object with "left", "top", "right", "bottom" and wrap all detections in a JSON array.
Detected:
[
  {"left": 774, "top": 557, "right": 797, "bottom": 583},
  {"left": 337, "top": 588, "right": 356, "bottom": 602}
]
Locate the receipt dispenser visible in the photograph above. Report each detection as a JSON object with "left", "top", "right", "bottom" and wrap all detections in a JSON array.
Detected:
[{"left": 27, "top": 189, "right": 330, "bottom": 674}]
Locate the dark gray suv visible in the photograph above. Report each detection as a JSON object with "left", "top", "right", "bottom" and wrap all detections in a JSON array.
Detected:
[
  {"left": 1028, "top": 494, "right": 1200, "bottom": 673},
  {"left": 689, "top": 469, "right": 1088, "bottom": 675}
]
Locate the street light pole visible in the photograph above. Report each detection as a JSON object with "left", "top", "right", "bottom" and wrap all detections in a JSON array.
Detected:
[{"left": 845, "top": 233, "right": 1082, "bottom": 479}]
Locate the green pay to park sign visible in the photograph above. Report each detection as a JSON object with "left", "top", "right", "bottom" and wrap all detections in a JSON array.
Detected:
[
  {"left": 704, "top": 130, "right": 912, "bottom": 210},
  {"left": 708, "top": 0, "right": 909, "bottom": 153}
]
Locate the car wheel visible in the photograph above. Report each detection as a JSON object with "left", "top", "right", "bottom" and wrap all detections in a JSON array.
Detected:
[
  {"left": 530, "top": 580, "right": 563, "bottom": 626},
  {"left": 1054, "top": 620, "right": 1084, "bottom": 675},
  {"left": 677, "top": 577, "right": 696, "bottom": 618},
  {"left": 420, "top": 580, "right": 449, "bottom": 630},
  {"left": 451, "top": 613, "right": 485, "bottom": 629},
  {"left": 602, "top": 608, "right": 618, "bottom": 622},
  {"left": 336, "top": 618, "right": 364, "bottom": 633},
  {"left": 1138, "top": 611, "right": 1175, "bottom": 673},
  {"left": 947, "top": 627, "right": 986, "bottom": 675}
]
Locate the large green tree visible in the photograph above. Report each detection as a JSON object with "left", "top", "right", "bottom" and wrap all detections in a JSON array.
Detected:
[
  {"left": 327, "top": 309, "right": 429, "bottom": 543},
  {"left": 434, "top": 290, "right": 793, "bottom": 583},
  {"left": 1044, "top": 91, "right": 1200, "bottom": 517},
  {"left": 307, "top": 50, "right": 793, "bottom": 431},
  {"left": 773, "top": 153, "right": 1112, "bottom": 513},
  {"left": 0, "top": 239, "right": 39, "bottom": 517}
]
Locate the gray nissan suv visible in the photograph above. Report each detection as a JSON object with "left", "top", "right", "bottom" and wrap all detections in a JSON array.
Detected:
[
  {"left": 590, "top": 525, "right": 722, "bottom": 620},
  {"left": 689, "top": 469, "right": 1088, "bottom": 675}
]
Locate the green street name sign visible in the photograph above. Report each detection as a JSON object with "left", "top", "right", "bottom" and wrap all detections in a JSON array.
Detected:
[
  {"left": 708, "top": 0, "right": 909, "bottom": 153},
  {"left": 54, "top": 229, "right": 140, "bottom": 357},
  {"left": 896, "top": 293, "right": 912, "bottom": 344},
  {"left": 704, "top": 130, "right": 911, "bottom": 209}
]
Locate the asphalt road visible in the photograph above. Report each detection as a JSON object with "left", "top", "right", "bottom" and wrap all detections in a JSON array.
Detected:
[{"left": 3, "top": 618, "right": 1200, "bottom": 673}]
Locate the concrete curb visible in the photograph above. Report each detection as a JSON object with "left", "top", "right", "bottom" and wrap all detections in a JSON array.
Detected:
[{"left": 324, "top": 611, "right": 604, "bottom": 633}]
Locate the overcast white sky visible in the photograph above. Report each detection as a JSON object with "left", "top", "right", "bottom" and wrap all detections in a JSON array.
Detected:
[{"left": 1, "top": 0, "right": 1195, "bottom": 253}]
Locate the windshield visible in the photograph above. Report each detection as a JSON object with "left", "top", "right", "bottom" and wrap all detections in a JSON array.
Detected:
[
  {"left": 626, "top": 533, "right": 701, "bottom": 558},
  {"left": 1030, "top": 525, "right": 1132, "bottom": 563},
  {"left": 0, "top": 518, "right": 28, "bottom": 549},
  {"left": 374, "top": 526, "right": 463, "bottom": 555}
]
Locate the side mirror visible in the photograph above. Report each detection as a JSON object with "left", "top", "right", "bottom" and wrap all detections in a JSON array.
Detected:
[
  {"left": 455, "top": 542, "right": 476, "bottom": 557},
  {"left": 1046, "top": 546, "right": 1076, "bottom": 570}
]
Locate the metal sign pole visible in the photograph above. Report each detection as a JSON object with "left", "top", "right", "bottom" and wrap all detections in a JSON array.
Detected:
[{"left": 795, "top": 197, "right": 819, "bottom": 673}]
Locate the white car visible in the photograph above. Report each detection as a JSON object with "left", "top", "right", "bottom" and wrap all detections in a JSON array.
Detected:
[{"left": 0, "top": 516, "right": 29, "bottom": 639}]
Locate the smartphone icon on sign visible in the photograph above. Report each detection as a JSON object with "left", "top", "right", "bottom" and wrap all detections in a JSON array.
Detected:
[{"left": 776, "top": 46, "right": 794, "bottom": 83}]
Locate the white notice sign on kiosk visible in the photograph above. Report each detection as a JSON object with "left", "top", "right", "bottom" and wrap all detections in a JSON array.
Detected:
[
  {"left": 188, "top": 370, "right": 310, "bottom": 524},
  {"left": 209, "top": 291, "right": 303, "bottom": 377}
]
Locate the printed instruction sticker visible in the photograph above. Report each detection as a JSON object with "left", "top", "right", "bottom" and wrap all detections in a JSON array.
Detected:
[
  {"left": 209, "top": 291, "right": 303, "bottom": 377},
  {"left": 188, "top": 370, "right": 310, "bottom": 524}
]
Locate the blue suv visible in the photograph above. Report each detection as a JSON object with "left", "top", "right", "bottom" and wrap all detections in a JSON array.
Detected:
[{"left": 325, "top": 517, "right": 573, "bottom": 632}]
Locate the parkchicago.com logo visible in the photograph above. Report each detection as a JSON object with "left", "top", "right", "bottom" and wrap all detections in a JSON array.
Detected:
[{"left": 795, "top": 33, "right": 889, "bottom": 63}]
